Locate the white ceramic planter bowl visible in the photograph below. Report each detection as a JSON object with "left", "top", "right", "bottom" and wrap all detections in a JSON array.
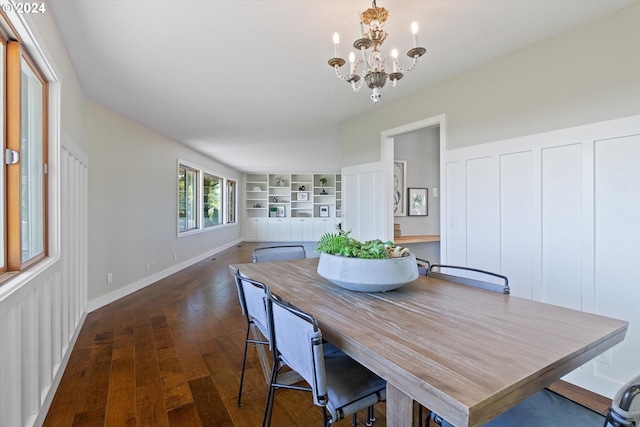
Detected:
[{"left": 317, "top": 253, "right": 419, "bottom": 292}]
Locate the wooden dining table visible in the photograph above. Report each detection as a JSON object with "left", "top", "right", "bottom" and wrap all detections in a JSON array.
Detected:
[{"left": 231, "top": 258, "right": 628, "bottom": 427}]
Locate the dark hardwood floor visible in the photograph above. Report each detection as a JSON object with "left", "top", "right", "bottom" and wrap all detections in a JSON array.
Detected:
[
  {"left": 43, "top": 242, "right": 387, "bottom": 427},
  {"left": 43, "top": 242, "right": 609, "bottom": 426}
]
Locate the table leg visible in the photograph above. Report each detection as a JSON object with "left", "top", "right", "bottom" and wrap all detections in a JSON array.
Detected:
[
  {"left": 250, "top": 324, "right": 302, "bottom": 385},
  {"left": 387, "top": 383, "right": 414, "bottom": 427},
  {"left": 250, "top": 324, "right": 272, "bottom": 383}
]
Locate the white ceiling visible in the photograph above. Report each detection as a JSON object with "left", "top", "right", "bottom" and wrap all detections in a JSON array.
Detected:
[{"left": 48, "top": 0, "right": 636, "bottom": 173}]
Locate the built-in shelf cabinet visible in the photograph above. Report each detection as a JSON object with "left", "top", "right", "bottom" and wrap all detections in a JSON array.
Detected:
[
  {"left": 245, "top": 173, "right": 269, "bottom": 217},
  {"left": 244, "top": 173, "right": 341, "bottom": 241}
]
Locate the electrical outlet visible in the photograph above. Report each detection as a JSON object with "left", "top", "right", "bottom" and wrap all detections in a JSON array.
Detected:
[
  {"left": 107, "top": 272, "right": 113, "bottom": 284},
  {"left": 152, "top": 261, "right": 157, "bottom": 269},
  {"left": 595, "top": 350, "right": 611, "bottom": 365}
]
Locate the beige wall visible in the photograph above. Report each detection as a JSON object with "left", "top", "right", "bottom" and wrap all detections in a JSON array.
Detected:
[
  {"left": 87, "top": 101, "right": 242, "bottom": 301},
  {"left": 342, "top": 3, "right": 640, "bottom": 166}
]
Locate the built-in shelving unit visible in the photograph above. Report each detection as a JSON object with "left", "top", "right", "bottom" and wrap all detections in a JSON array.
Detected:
[
  {"left": 245, "top": 173, "right": 268, "bottom": 217},
  {"left": 243, "top": 172, "right": 342, "bottom": 241},
  {"left": 313, "top": 174, "right": 335, "bottom": 218},
  {"left": 268, "top": 174, "right": 290, "bottom": 218},
  {"left": 246, "top": 173, "right": 341, "bottom": 219},
  {"left": 290, "top": 173, "right": 314, "bottom": 218}
]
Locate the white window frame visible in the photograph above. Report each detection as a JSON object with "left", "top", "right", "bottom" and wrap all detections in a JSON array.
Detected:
[
  {"left": 226, "top": 179, "right": 237, "bottom": 224},
  {"left": 202, "top": 171, "right": 223, "bottom": 228},
  {"left": 176, "top": 159, "right": 237, "bottom": 237},
  {"left": 177, "top": 162, "right": 199, "bottom": 234}
]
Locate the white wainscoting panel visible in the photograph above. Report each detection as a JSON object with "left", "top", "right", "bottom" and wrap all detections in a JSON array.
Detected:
[
  {"left": 593, "top": 134, "right": 640, "bottom": 381},
  {"left": 445, "top": 161, "right": 466, "bottom": 265},
  {"left": 442, "top": 115, "right": 640, "bottom": 397},
  {"left": 500, "top": 151, "right": 534, "bottom": 299},
  {"left": 0, "top": 137, "right": 88, "bottom": 427},
  {"left": 541, "top": 144, "right": 584, "bottom": 310},
  {"left": 466, "top": 156, "right": 501, "bottom": 274},
  {"left": 0, "top": 304, "right": 20, "bottom": 427}
]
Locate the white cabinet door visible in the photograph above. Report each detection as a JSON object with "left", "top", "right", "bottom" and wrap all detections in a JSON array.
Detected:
[
  {"left": 290, "top": 218, "right": 303, "bottom": 240},
  {"left": 246, "top": 218, "right": 260, "bottom": 240},
  {"left": 290, "top": 218, "right": 314, "bottom": 241},
  {"left": 275, "top": 218, "right": 289, "bottom": 240},
  {"left": 300, "top": 218, "right": 314, "bottom": 240},
  {"left": 322, "top": 217, "right": 335, "bottom": 235},
  {"left": 313, "top": 218, "right": 335, "bottom": 240},
  {"left": 264, "top": 219, "right": 277, "bottom": 240},
  {"left": 256, "top": 218, "right": 269, "bottom": 240},
  {"left": 265, "top": 218, "right": 290, "bottom": 240},
  {"left": 249, "top": 217, "right": 313, "bottom": 241}
]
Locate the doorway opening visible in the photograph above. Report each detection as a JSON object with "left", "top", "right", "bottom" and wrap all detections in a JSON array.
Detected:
[{"left": 381, "top": 115, "right": 446, "bottom": 263}]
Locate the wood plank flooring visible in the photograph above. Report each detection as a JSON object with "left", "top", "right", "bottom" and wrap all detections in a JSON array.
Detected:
[
  {"left": 43, "top": 243, "right": 388, "bottom": 427},
  {"left": 43, "top": 242, "right": 609, "bottom": 427}
]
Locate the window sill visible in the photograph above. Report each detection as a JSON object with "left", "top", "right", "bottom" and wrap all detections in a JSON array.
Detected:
[
  {"left": 177, "top": 221, "right": 239, "bottom": 238},
  {"left": 0, "top": 257, "right": 60, "bottom": 302},
  {"left": 0, "top": 271, "right": 20, "bottom": 286}
]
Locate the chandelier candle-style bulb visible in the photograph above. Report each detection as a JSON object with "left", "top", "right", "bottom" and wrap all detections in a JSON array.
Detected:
[
  {"left": 328, "top": 0, "right": 426, "bottom": 103},
  {"left": 411, "top": 22, "right": 419, "bottom": 48}
]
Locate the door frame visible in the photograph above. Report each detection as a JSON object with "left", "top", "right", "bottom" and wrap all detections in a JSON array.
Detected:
[{"left": 381, "top": 115, "right": 447, "bottom": 246}]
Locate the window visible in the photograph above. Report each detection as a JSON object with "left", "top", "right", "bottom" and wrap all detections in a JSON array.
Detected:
[
  {"left": 203, "top": 173, "right": 222, "bottom": 227},
  {"left": 178, "top": 164, "right": 198, "bottom": 232},
  {"left": 1, "top": 38, "right": 48, "bottom": 275},
  {"left": 177, "top": 161, "right": 237, "bottom": 234},
  {"left": 227, "top": 180, "right": 236, "bottom": 223},
  {"left": 20, "top": 55, "right": 46, "bottom": 264}
]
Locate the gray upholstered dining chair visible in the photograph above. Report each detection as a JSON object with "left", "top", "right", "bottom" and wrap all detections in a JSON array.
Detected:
[
  {"left": 416, "top": 258, "right": 431, "bottom": 276},
  {"left": 431, "top": 373, "right": 640, "bottom": 426},
  {"left": 604, "top": 374, "right": 640, "bottom": 427},
  {"left": 263, "top": 289, "right": 386, "bottom": 427},
  {"left": 230, "top": 267, "right": 271, "bottom": 407},
  {"left": 252, "top": 244, "right": 306, "bottom": 262},
  {"left": 427, "top": 264, "right": 510, "bottom": 294}
]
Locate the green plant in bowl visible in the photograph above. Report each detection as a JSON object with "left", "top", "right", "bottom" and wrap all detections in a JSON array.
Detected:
[
  {"left": 316, "top": 225, "right": 418, "bottom": 291},
  {"left": 316, "top": 226, "right": 410, "bottom": 259}
]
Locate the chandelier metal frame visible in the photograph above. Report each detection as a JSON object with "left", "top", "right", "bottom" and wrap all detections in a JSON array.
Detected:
[{"left": 328, "top": 0, "right": 426, "bottom": 103}]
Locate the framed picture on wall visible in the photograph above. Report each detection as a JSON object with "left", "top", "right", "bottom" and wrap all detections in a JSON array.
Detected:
[
  {"left": 319, "top": 205, "right": 329, "bottom": 217},
  {"left": 393, "top": 160, "right": 407, "bottom": 216},
  {"left": 408, "top": 188, "right": 428, "bottom": 216}
]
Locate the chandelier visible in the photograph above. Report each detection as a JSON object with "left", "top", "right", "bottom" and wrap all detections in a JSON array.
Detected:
[{"left": 328, "top": 0, "right": 426, "bottom": 104}]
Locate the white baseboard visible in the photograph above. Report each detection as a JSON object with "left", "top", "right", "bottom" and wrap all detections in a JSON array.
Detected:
[{"left": 86, "top": 239, "right": 242, "bottom": 313}]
